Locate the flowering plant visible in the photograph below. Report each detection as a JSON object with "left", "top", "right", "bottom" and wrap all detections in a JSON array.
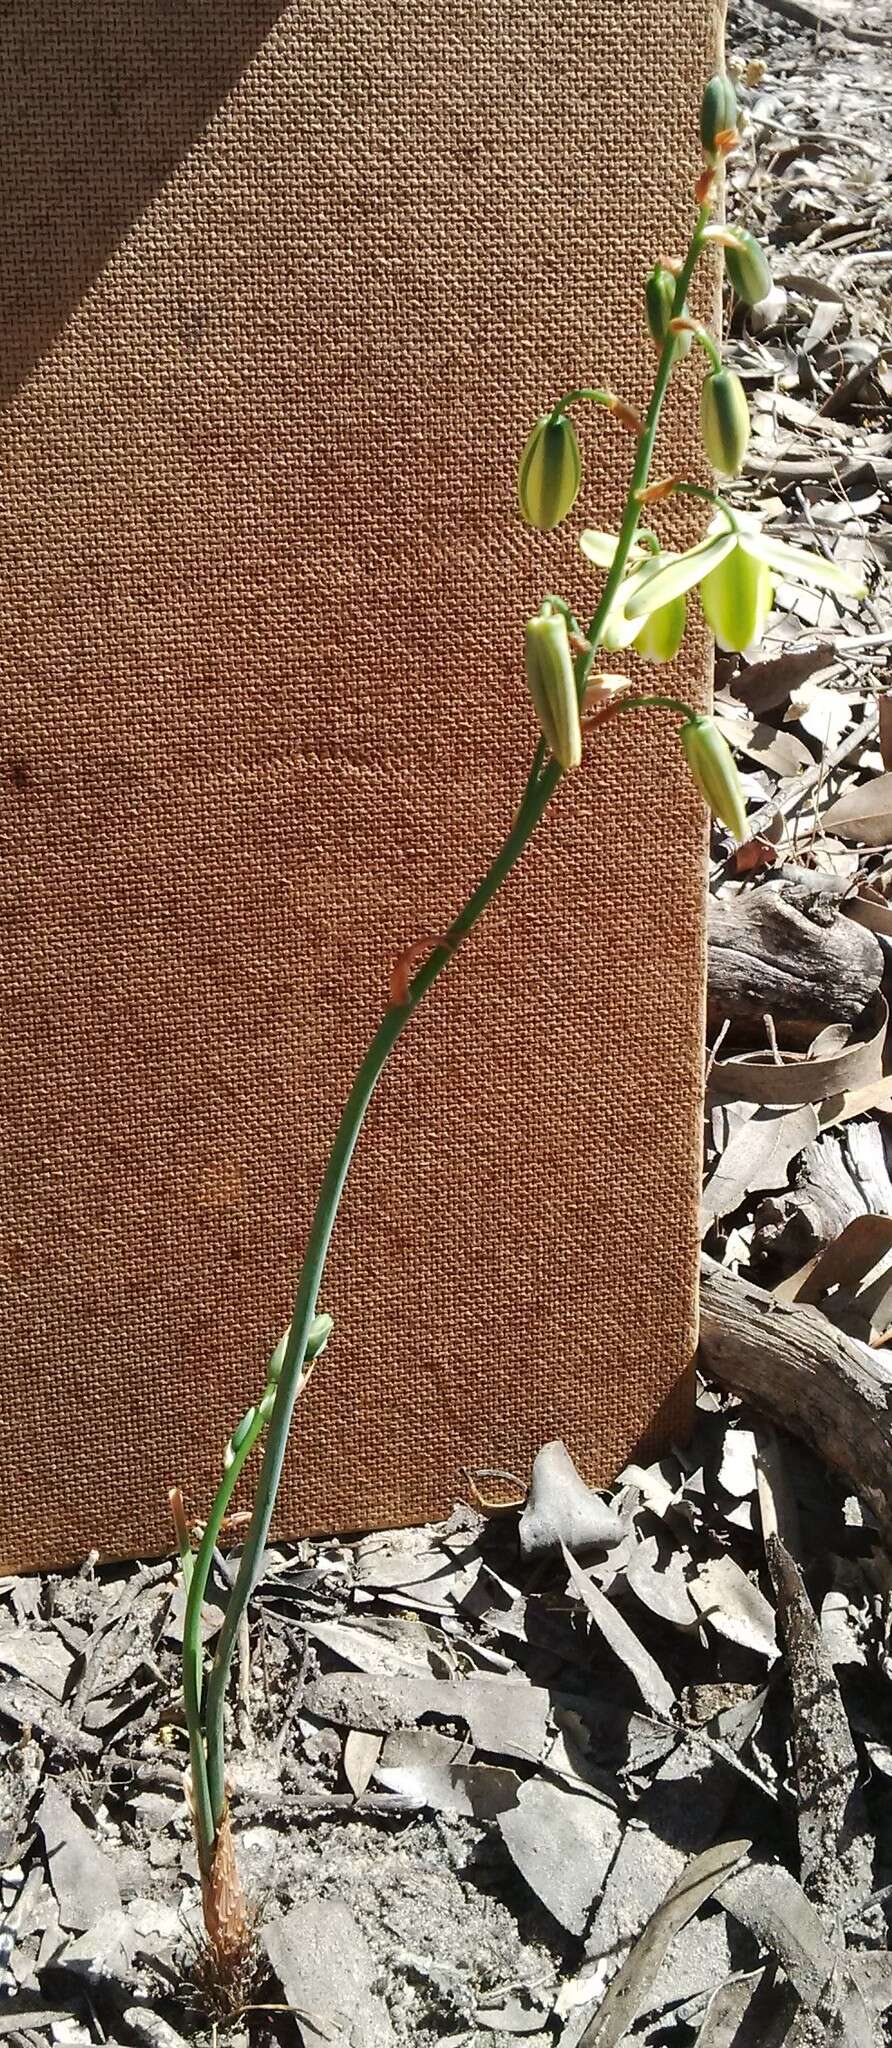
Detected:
[{"left": 171, "top": 73, "right": 865, "bottom": 1979}]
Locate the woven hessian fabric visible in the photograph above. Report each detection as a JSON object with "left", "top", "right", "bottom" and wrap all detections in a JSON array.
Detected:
[{"left": 0, "top": 2, "right": 719, "bottom": 1570}]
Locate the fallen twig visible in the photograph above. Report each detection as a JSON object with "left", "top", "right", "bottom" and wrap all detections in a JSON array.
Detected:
[{"left": 699, "top": 1255, "right": 892, "bottom": 1531}]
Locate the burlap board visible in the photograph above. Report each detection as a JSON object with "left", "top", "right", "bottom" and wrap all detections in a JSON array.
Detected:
[{"left": 0, "top": 2, "right": 718, "bottom": 1571}]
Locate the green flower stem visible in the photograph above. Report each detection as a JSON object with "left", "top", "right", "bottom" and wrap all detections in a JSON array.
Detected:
[
  {"left": 550, "top": 386, "right": 617, "bottom": 420},
  {"left": 666, "top": 480, "right": 738, "bottom": 527},
  {"left": 577, "top": 203, "right": 712, "bottom": 694},
  {"left": 514, "top": 736, "right": 548, "bottom": 827},
  {"left": 183, "top": 1408, "right": 269, "bottom": 1865},
  {"left": 541, "top": 594, "right": 582, "bottom": 632},
  {"left": 682, "top": 322, "right": 722, "bottom": 373},
  {"left": 196, "top": 198, "right": 713, "bottom": 1846},
  {"left": 202, "top": 759, "right": 561, "bottom": 1827},
  {"left": 608, "top": 692, "right": 696, "bottom": 721}
]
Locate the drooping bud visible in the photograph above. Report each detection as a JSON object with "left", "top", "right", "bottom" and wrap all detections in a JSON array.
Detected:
[
  {"left": 724, "top": 228, "right": 772, "bottom": 306},
  {"left": 679, "top": 714, "right": 748, "bottom": 840},
  {"left": 700, "top": 366, "right": 750, "bottom": 477},
  {"left": 517, "top": 413, "right": 582, "bottom": 531},
  {"left": 700, "top": 545, "right": 773, "bottom": 653},
  {"left": 644, "top": 266, "right": 692, "bottom": 355},
  {"left": 524, "top": 611, "right": 582, "bottom": 771},
  {"left": 634, "top": 588, "right": 688, "bottom": 663},
  {"left": 700, "top": 75, "right": 738, "bottom": 160}
]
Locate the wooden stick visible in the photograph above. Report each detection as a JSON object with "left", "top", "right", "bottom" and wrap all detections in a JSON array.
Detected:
[
  {"left": 699, "top": 1255, "right": 892, "bottom": 1530},
  {"left": 750, "top": 0, "right": 889, "bottom": 47}
]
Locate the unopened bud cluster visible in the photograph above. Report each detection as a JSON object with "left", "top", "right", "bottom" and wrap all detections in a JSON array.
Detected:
[
  {"left": 223, "top": 1312, "right": 334, "bottom": 1470},
  {"left": 511, "top": 72, "right": 803, "bottom": 841}
]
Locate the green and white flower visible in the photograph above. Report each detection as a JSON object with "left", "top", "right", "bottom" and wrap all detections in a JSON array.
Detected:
[{"left": 581, "top": 510, "right": 866, "bottom": 659}]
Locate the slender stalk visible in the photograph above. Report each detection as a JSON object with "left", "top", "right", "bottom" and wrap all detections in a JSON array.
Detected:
[
  {"left": 550, "top": 386, "right": 617, "bottom": 419},
  {"left": 196, "top": 197, "right": 714, "bottom": 1841},
  {"left": 182, "top": 1407, "right": 269, "bottom": 1864},
  {"left": 607, "top": 692, "right": 696, "bottom": 722},
  {"left": 667, "top": 480, "right": 737, "bottom": 526},
  {"left": 203, "top": 760, "right": 560, "bottom": 1823},
  {"left": 676, "top": 321, "right": 722, "bottom": 372},
  {"left": 576, "top": 202, "right": 711, "bottom": 693}
]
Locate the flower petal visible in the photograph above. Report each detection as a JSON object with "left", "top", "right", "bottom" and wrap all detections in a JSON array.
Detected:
[
  {"left": 579, "top": 529, "right": 647, "bottom": 570},
  {"left": 625, "top": 532, "right": 736, "bottom": 617},
  {"left": 739, "top": 531, "right": 866, "bottom": 597}
]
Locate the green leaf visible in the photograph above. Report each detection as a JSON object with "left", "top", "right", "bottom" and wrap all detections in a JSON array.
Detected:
[
  {"left": 625, "top": 533, "right": 736, "bottom": 617},
  {"left": 739, "top": 531, "right": 866, "bottom": 597}
]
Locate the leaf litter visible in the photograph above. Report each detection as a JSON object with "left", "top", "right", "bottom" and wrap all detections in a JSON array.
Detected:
[{"left": 4, "top": 2, "right": 892, "bottom": 2044}]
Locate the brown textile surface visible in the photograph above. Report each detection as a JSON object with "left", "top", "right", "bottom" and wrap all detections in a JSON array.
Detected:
[{"left": 0, "top": 4, "right": 717, "bottom": 1571}]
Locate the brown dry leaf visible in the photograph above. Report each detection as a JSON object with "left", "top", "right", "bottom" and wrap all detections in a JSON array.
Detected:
[
  {"left": 343, "top": 1729, "right": 383, "bottom": 1799},
  {"left": 845, "top": 890, "right": 892, "bottom": 940},
  {"left": 821, "top": 1076, "right": 892, "bottom": 1129},
  {"left": 565, "top": 1840, "right": 751, "bottom": 2047},
  {"left": 563, "top": 1544, "right": 675, "bottom": 1720},
  {"left": 374, "top": 1727, "right": 520, "bottom": 1821},
  {"left": 302, "top": 1670, "right": 552, "bottom": 1762},
  {"left": 730, "top": 643, "right": 837, "bottom": 717},
  {"left": 701, "top": 1106, "right": 820, "bottom": 1227},
  {"left": 498, "top": 1776, "right": 623, "bottom": 1936},
  {"left": 822, "top": 772, "right": 892, "bottom": 846},
  {"left": 781, "top": 1211, "right": 892, "bottom": 1346},
  {"left": 714, "top": 710, "right": 813, "bottom": 780},
  {"left": 519, "top": 1440, "right": 625, "bottom": 1558},
  {"left": 728, "top": 835, "right": 780, "bottom": 878},
  {"left": 708, "top": 995, "right": 887, "bottom": 1107},
  {"left": 793, "top": 1213, "right": 892, "bottom": 1307},
  {"left": 36, "top": 1785, "right": 122, "bottom": 1934},
  {"left": 688, "top": 1556, "right": 778, "bottom": 1661},
  {"left": 263, "top": 1899, "right": 395, "bottom": 2048}
]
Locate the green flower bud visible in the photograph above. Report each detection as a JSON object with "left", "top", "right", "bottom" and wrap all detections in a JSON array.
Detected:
[
  {"left": 644, "top": 266, "right": 692, "bottom": 355},
  {"left": 258, "top": 1385, "right": 276, "bottom": 1422},
  {"left": 679, "top": 714, "right": 748, "bottom": 841},
  {"left": 267, "top": 1310, "right": 333, "bottom": 1383},
  {"left": 700, "top": 545, "right": 773, "bottom": 653},
  {"left": 305, "top": 1311, "right": 334, "bottom": 1362},
  {"left": 517, "top": 413, "right": 582, "bottom": 531},
  {"left": 267, "top": 1328, "right": 288, "bottom": 1382},
  {"left": 700, "top": 75, "right": 737, "bottom": 160},
  {"left": 700, "top": 366, "right": 750, "bottom": 477},
  {"left": 524, "top": 611, "right": 582, "bottom": 772},
  {"left": 224, "top": 1405, "right": 257, "bottom": 1469},
  {"left": 634, "top": 589, "right": 687, "bottom": 663},
  {"left": 724, "top": 228, "right": 772, "bottom": 307}
]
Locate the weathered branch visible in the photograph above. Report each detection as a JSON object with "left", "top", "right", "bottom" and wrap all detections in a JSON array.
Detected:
[
  {"left": 699, "top": 1256, "right": 892, "bottom": 1530},
  {"left": 708, "top": 882, "right": 883, "bottom": 1045}
]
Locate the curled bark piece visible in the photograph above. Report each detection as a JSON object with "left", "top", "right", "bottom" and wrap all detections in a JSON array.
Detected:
[{"left": 699, "top": 1257, "right": 892, "bottom": 1533}]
